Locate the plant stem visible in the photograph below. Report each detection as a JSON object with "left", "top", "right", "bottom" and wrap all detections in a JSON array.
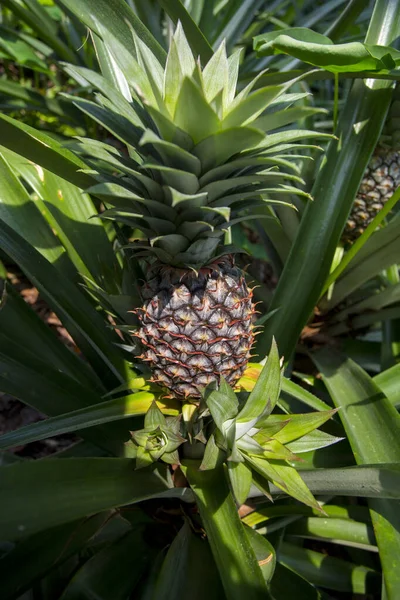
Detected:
[{"left": 184, "top": 463, "right": 272, "bottom": 600}]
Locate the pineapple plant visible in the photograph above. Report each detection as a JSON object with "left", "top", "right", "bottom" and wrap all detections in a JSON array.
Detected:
[
  {"left": 61, "top": 24, "right": 328, "bottom": 400},
  {"left": 342, "top": 85, "right": 400, "bottom": 244}
]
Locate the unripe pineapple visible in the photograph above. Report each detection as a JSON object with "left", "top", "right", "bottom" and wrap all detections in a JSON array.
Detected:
[
  {"left": 64, "top": 24, "right": 327, "bottom": 399},
  {"left": 137, "top": 256, "right": 254, "bottom": 399},
  {"left": 342, "top": 87, "right": 400, "bottom": 244}
]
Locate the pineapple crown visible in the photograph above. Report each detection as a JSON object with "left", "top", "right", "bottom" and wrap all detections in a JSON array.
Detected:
[{"left": 62, "top": 23, "right": 330, "bottom": 269}]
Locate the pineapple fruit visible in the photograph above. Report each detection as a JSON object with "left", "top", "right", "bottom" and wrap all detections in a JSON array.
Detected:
[
  {"left": 64, "top": 24, "right": 326, "bottom": 400},
  {"left": 343, "top": 86, "right": 400, "bottom": 244}
]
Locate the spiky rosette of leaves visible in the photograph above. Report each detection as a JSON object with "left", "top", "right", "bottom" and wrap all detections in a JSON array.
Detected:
[
  {"left": 130, "top": 400, "right": 185, "bottom": 468},
  {"left": 196, "top": 340, "right": 341, "bottom": 510},
  {"left": 60, "top": 23, "right": 331, "bottom": 270}
]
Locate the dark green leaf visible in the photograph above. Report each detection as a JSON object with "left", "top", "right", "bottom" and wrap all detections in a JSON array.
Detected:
[{"left": 0, "top": 458, "right": 170, "bottom": 541}]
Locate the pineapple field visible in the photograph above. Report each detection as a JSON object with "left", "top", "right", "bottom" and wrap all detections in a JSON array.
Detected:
[{"left": 1, "top": 0, "right": 400, "bottom": 598}]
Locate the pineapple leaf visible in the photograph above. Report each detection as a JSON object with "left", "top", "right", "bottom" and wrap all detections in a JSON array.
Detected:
[
  {"left": 145, "top": 401, "right": 167, "bottom": 429},
  {"left": 141, "top": 163, "right": 200, "bottom": 194},
  {"left": 236, "top": 338, "right": 281, "bottom": 432},
  {"left": 157, "top": 2, "right": 213, "bottom": 64},
  {"left": 164, "top": 22, "right": 196, "bottom": 117},
  {"left": 286, "top": 430, "right": 344, "bottom": 454},
  {"left": 259, "top": 438, "right": 302, "bottom": 462},
  {"left": 202, "top": 40, "right": 229, "bottom": 104},
  {"left": 68, "top": 95, "right": 142, "bottom": 148},
  {"left": 61, "top": 64, "right": 143, "bottom": 127},
  {"left": 91, "top": 31, "right": 132, "bottom": 101},
  {"left": 224, "top": 47, "right": 242, "bottom": 110},
  {"left": 146, "top": 104, "right": 193, "bottom": 149},
  {"left": 247, "top": 455, "right": 325, "bottom": 513},
  {"left": 237, "top": 434, "right": 266, "bottom": 456},
  {"left": 174, "top": 77, "right": 220, "bottom": 143},
  {"left": 254, "top": 28, "right": 400, "bottom": 73},
  {"left": 193, "top": 127, "right": 265, "bottom": 171},
  {"left": 203, "top": 385, "right": 239, "bottom": 433},
  {"left": 174, "top": 237, "right": 221, "bottom": 266},
  {"left": 227, "top": 460, "right": 252, "bottom": 505},
  {"left": 152, "top": 234, "right": 189, "bottom": 254},
  {"left": 139, "top": 129, "right": 201, "bottom": 175},
  {"left": 223, "top": 84, "right": 295, "bottom": 129},
  {"left": 58, "top": 0, "right": 167, "bottom": 66},
  {"left": 257, "top": 410, "right": 339, "bottom": 444},
  {"left": 254, "top": 106, "right": 328, "bottom": 133},
  {"left": 200, "top": 434, "right": 226, "bottom": 470},
  {"left": 0, "top": 113, "right": 94, "bottom": 189}
]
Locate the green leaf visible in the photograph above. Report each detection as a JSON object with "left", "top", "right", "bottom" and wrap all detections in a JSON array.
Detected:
[
  {"left": 0, "top": 114, "right": 95, "bottom": 190},
  {"left": 58, "top": 0, "right": 166, "bottom": 66},
  {"left": 374, "top": 363, "right": 400, "bottom": 409},
  {"left": 227, "top": 460, "right": 252, "bottom": 505},
  {"left": 203, "top": 382, "right": 238, "bottom": 433},
  {"left": 286, "top": 429, "right": 344, "bottom": 454},
  {"left": 193, "top": 127, "right": 265, "bottom": 171},
  {"left": 0, "top": 220, "right": 129, "bottom": 388},
  {"left": 184, "top": 463, "right": 270, "bottom": 600},
  {"left": 244, "top": 526, "right": 275, "bottom": 584},
  {"left": 157, "top": 1, "right": 213, "bottom": 64},
  {"left": 223, "top": 84, "right": 296, "bottom": 129},
  {"left": 0, "top": 284, "right": 99, "bottom": 390},
  {"left": 257, "top": 410, "right": 338, "bottom": 444},
  {"left": 174, "top": 78, "right": 220, "bottom": 143},
  {"left": 269, "top": 562, "right": 322, "bottom": 600},
  {"left": 145, "top": 400, "right": 168, "bottom": 429},
  {"left": 140, "top": 129, "right": 201, "bottom": 174},
  {"left": 0, "top": 153, "right": 66, "bottom": 267},
  {"left": 287, "top": 516, "right": 376, "bottom": 551},
  {"left": 247, "top": 456, "right": 323, "bottom": 513},
  {"left": 314, "top": 349, "right": 400, "bottom": 598},
  {"left": 236, "top": 339, "right": 281, "bottom": 433},
  {"left": 282, "top": 464, "right": 400, "bottom": 500},
  {"left": 163, "top": 22, "right": 196, "bottom": 117},
  {"left": 200, "top": 434, "right": 226, "bottom": 471},
  {"left": 2, "top": 148, "right": 119, "bottom": 286},
  {"left": 0, "top": 394, "right": 180, "bottom": 451},
  {"left": 322, "top": 214, "right": 400, "bottom": 310},
  {"left": 0, "top": 459, "right": 170, "bottom": 541},
  {"left": 2, "top": 0, "right": 77, "bottom": 63},
  {"left": 254, "top": 28, "right": 400, "bottom": 73},
  {"left": 278, "top": 542, "right": 380, "bottom": 594},
  {"left": 202, "top": 41, "right": 229, "bottom": 103},
  {"left": 0, "top": 514, "right": 110, "bottom": 600},
  {"left": 281, "top": 377, "right": 332, "bottom": 411},
  {"left": 153, "top": 521, "right": 225, "bottom": 600},
  {"left": 60, "top": 526, "right": 153, "bottom": 600},
  {"left": 91, "top": 31, "right": 132, "bottom": 101}
]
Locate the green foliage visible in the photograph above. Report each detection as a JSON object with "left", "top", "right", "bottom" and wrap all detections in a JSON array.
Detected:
[{"left": 0, "top": 0, "right": 400, "bottom": 598}]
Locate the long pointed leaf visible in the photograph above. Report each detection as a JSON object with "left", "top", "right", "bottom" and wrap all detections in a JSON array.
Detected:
[{"left": 314, "top": 349, "right": 400, "bottom": 599}]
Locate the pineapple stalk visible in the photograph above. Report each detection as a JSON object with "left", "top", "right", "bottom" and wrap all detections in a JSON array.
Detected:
[{"left": 184, "top": 463, "right": 272, "bottom": 600}]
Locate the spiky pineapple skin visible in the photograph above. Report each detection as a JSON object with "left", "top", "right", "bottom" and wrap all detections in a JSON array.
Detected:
[
  {"left": 342, "top": 148, "right": 400, "bottom": 244},
  {"left": 136, "top": 256, "right": 255, "bottom": 400}
]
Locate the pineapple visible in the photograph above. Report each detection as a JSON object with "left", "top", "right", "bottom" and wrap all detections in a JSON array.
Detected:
[
  {"left": 342, "top": 86, "right": 400, "bottom": 244},
  {"left": 64, "top": 24, "right": 327, "bottom": 399}
]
